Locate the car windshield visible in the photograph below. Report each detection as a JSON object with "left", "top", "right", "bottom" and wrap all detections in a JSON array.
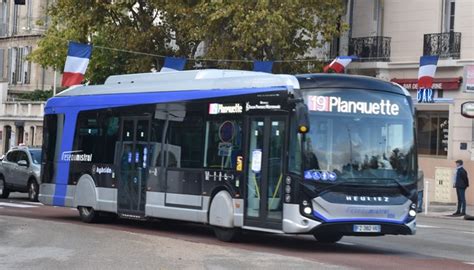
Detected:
[
  {"left": 300, "top": 88, "right": 416, "bottom": 185},
  {"left": 29, "top": 150, "right": 42, "bottom": 165}
]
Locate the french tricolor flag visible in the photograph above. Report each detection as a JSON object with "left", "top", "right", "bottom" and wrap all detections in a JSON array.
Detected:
[
  {"left": 323, "top": 56, "right": 353, "bottom": 73},
  {"left": 418, "top": 56, "right": 438, "bottom": 89},
  {"left": 61, "top": 42, "right": 93, "bottom": 87}
]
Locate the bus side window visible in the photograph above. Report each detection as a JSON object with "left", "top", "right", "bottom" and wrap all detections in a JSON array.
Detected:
[
  {"left": 204, "top": 120, "right": 242, "bottom": 170},
  {"left": 167, "top": 114, "right": 204, "bottom": 168}
]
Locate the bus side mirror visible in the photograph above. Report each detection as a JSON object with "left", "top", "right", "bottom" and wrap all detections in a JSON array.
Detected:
[{"left": 296, "top": 102, "right": 310, "bottom": 134}]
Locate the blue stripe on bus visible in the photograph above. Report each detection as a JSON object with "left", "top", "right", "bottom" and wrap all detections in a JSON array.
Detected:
[
  {"left": 313, "top": 210, "right": 408, "bottom": 225},
  {"left": 45, "top": 86, "right": 288, "bottom": 113},
  {"left": 52, "top": 112, "right": 78, "bottom": 206},
  {"left": 47, "top": 86, "right": 288, "bottom": 206}
]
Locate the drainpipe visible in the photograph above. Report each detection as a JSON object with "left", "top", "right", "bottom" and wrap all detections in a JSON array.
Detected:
[{"left": 348, "top": 0, "right": 354, "bottom": 41}]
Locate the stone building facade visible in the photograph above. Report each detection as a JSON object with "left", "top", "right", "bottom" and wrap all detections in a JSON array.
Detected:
[
  {"left": 0, "top": 0, "right": 55, "bottom": 154},
  {"left": 344, "top": 0, "right": 474, "bottom": 204}
]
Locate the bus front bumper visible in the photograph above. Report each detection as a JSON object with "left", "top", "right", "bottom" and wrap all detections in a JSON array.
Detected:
[{"left": 282, "top": 203, "right": 416, "bottom": 235}]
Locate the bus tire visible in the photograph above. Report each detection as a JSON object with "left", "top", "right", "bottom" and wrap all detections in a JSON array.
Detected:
[
  {"left": 78, "top": 206, "right": 100, "bottom": 223},
  {"left": 0, "top": 177, "right": 9, "bottom": 199},
  {"left": 313, "top": 233, "right": 343, "bottom": 243},
  {"left": 213, "top": 226, "right": 241, "bottom": 242}
]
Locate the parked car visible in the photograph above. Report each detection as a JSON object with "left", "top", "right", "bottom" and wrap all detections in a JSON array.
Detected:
[{"left": 0, "top": 146, "right": 42, "bottom": 201}]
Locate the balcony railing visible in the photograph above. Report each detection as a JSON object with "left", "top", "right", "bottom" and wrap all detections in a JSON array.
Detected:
[
  {"left": 423, "top": 32, "right": 461, "bottom": 59},
  {"left": 349, "top": 36, "right": 391, "bottom": 62}
]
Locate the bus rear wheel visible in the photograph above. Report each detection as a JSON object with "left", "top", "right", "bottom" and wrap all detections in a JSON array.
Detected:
[
  {"left": 313, "top": 233, "right": 343, "bottom": 243},
  {"left": 78, "top": 206, "right": 100, "bottom": 223},
  {"left": 213, "top": 226, "right": 240, "bottom": 242}
]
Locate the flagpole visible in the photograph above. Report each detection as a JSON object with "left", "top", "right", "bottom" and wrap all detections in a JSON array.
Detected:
[{"left": 53, "top": 69, "right": 57, "bottom": 96}]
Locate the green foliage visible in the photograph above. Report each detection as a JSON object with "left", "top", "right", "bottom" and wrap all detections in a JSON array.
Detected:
[
  {"left": 18, "top": 89, "right": 54, "bottom": 101},
  {"left": 29, "top": 0, "right": 347, "bottom": 83}
]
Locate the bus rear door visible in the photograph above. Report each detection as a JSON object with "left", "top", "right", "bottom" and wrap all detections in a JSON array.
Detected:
[{"left": 117, "top": 117, "right": 150, "bottom": 218}]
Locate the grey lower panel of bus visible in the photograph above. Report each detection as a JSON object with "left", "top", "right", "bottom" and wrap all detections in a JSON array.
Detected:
[
  {"left": 145, "top": 192, "right": 209, "bottom": 223},
  {"left": 40, "top": 184, "right": 245, "bottom": 227},
  {"left": 282, "top": 204, "right": 322, "bottom": 233},
  {"left": 39, "top": 183, "right": 75, "bottom": 207},
  {"left": 145, "top": 192, "right": 244, "bottom": 227}
]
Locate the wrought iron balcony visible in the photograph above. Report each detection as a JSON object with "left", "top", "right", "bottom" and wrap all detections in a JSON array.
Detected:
[
  {"left": 423, "top": 32, "right": 461, "bottom": 59},
  {"left": 349, "top": 36, "right": 391, "bottom": 62}
]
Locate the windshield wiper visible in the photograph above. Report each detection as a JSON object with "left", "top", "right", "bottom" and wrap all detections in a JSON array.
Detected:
[
  {"left": 315, "top": 181, "right": 359, "bottom": 195},
  {"left": 349, "top": 177, "right": 411, "bottom": 195}
]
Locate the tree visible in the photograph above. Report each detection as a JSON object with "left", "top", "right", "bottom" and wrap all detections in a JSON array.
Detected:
[
  {"left": 164, "top": 0, "right": 347, "bottom": 73},
  {"left": 30, "top": 0, "right": 172, "bottom": 84},
  {"left": 30, "top": 0, "right": 347, "bottom": 84}
]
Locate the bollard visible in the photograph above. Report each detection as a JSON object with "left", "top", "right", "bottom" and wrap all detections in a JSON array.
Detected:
[{"left": 424, "top": 180, "right": 429, "bottom": 215}]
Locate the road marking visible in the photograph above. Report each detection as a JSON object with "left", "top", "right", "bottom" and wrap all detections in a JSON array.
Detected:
[
  {"left": 464, "top": 262, "right": 474, "bottom": 265},
  {"left": 0, "top": 202, "right": 37, "bottom": 208},
  {"left": 417, "top": 224, "right": 439, "bottom": 228},
  {"left": 22, "top": 202, "right": 43, "bottom": 205},
  {"left": 460, "top": 231, "right": 474, "bottom": 235},
  {"left": 338, "top": 241, "right": 356, "bottom": 246}
]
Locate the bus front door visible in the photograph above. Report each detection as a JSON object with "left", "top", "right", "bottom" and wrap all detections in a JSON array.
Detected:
[
  {"left": 244, "top": 116, "right": 286, "bottom": 230},
  {"left": 117, "top": 117, "right": 150, "bottom": 218}
]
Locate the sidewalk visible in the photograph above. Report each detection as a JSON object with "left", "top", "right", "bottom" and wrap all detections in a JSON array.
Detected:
[{"left": 419, "top": 202, "right": 474, "bottom": 220}]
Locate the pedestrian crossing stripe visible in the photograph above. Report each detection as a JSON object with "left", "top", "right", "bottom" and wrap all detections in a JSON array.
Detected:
[{"left": 0, "top": 202, "right": 38, "bottom": 208}]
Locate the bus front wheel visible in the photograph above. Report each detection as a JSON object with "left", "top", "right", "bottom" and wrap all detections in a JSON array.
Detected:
[
  {"left": 78, "top": 206, "right": 99, "bottom": 223},
  {"left": 213, "top": 226, "right": 240, "bottom": 242},
  {"left": 313, "top": 233, "right": 343, "bottom": 243}
]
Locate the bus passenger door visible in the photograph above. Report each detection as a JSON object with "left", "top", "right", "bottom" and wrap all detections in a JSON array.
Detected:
[
  {"left": 244, "top": 116, "right": 286, "bottom": 230},
  {"left": 117, "top": 117, "right": 150, "bottom": 218}
]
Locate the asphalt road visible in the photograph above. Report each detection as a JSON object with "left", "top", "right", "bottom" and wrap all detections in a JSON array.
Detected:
[{"left": 1, "top": 193, "right": 473, "bottom": 270}]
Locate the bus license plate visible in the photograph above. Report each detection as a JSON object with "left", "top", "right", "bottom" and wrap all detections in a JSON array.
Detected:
[{"left": 353, "top": 224, "right": 381, "bottom": 233}]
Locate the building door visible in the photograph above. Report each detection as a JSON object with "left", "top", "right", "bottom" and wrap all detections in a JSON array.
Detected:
[
  {"left": 244, "top": 116, "right": 286, "bottom": 230},
  {"left": 117, "top": 117, "right": 150, "bottom": 218}
]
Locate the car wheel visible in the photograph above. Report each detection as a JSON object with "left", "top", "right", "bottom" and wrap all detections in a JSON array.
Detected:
[
  {"left": 0, "top": 177, "right": 10, "bottom": 199},
  {"left": 28, "top": 180, "right": 39, "bottom": 202},
  {"left": 213, "top": 226, "right": 241, "bottom": 242},
  {"left": 78, "top": 206, "right": 100, "bottom": 223},
  {"left": 313, "top": 233, "right": 343, "bottom": 243}
]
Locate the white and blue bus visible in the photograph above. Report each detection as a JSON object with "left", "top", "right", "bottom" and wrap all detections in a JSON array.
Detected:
[{"left": 39, "top": 69, "right": 417, "bottom": 242}]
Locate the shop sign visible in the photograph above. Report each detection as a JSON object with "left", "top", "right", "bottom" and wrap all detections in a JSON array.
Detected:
[
  {"left": 391, "top": 78, "right": 461, "bottom": 90},
  {"left": 465, "top": 65, "right": 474, "bottom": 92},
  {"left": 461, "top": 102, "right": 474, "bottom": 118},
  {"left": 417, "top": 89, "right": 434, "bottom": 103}
]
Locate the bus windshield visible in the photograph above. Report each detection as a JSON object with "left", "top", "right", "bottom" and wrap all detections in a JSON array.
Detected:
[{"left": 301, "top": 88, "right": 416, "bottom": 185}]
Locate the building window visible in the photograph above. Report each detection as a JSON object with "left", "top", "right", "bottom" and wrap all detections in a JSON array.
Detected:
[
  {"left": 8, "top": 46, "right": 31, "bottom": 84},
  {"left": 444, "top": 0, "right": 455, "bottom": 32},
  {"left": 0, "top": 0, "right": 8, "bottom": 36},
  {"left": 416, "top": 111, "right": 449, "bottom": 156}
]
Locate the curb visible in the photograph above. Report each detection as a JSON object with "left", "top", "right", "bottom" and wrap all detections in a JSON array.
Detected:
[{"left": 419, "top": 213, "right": 474, "bottom": 220}]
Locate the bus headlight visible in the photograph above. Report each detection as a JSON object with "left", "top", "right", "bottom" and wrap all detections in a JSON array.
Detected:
[
  {"left": 409, "top": 210, "right": 416, "bottom": 217},
  {"left": 303, "top": 207, "right": 312, "bottom": 215},
  {"left": 411, "top": 203, "right": 416, "bottom": 209},
  {"left": 285, "top": 194, "right": 291, "bottom": 202},
  {"left": 285, "top": 185, "right": 291, "bottom": 194},
  {"left": 285, "top": 176, "right": 292, "bottom": 185}
]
